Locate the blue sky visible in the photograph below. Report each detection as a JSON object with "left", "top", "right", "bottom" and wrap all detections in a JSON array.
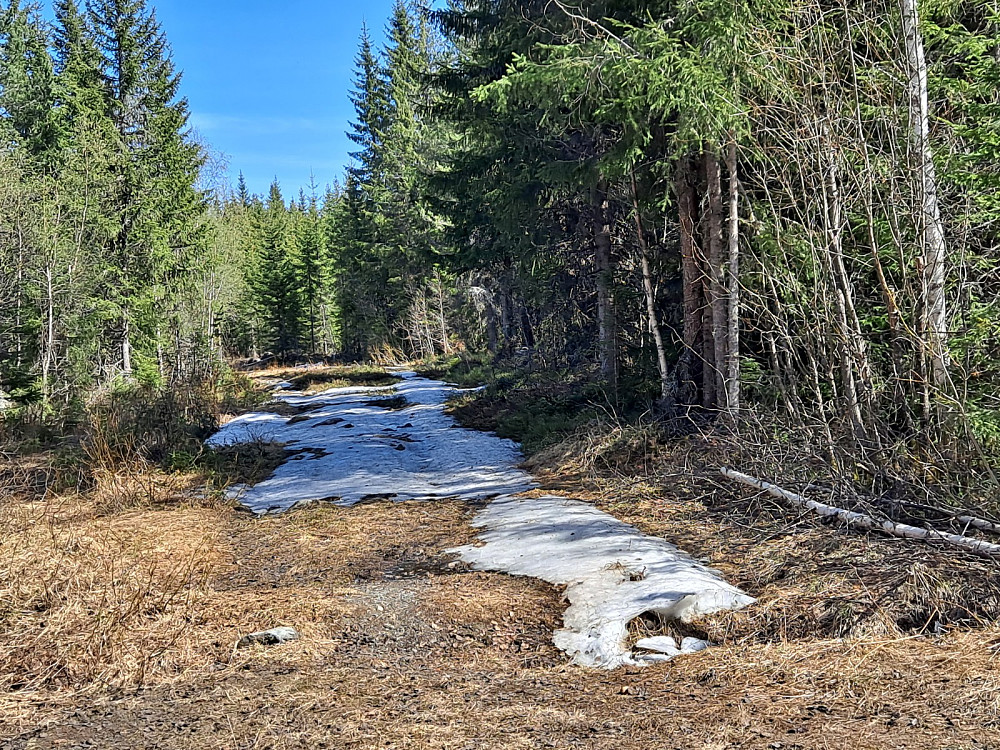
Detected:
[{"left": 149, "top": 0, "right": 399, "bottom": 198}]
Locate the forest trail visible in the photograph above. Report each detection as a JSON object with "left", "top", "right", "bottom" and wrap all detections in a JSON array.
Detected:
[
  {"left": 208, "top": 370, "right": 753, "bottom": 668},
  {"left": 5, "top": 371, "right": 996, "bottom": 749}
]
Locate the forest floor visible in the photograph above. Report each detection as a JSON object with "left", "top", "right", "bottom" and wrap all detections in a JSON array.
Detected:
[{"left": 1, "top": 364, "right": 998, "bottom": 749}]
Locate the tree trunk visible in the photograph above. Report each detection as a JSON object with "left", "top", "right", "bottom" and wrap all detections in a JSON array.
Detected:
[
  {"left": 675, "top": 157, "right": 703, "bottom": 405},
  {"left": 520, "top": 305, "right": 536, "bottom": 350},
  {"left": 122, "top": 312, "right": 133, "bottom": 378},
  {"left": 821, "top": 126, "right": 870, "bottom": 443},
  {"left": 725, "top": 138, "right": 741, "bottom": 417},
  {"left": 593, "top": 179, "right": 617, "bottom": 388},
  {"left": 631, "top": 173, "right": 669, "bottom": 402},
  {"left": 435, "top": 271, "right": 451, "bottom": 355},
  {"left": 900, "top": 0, "right": 949, "bottom": 393},
  {"left": 499, "top": 269, "right": 514, "bottom": 352},
  {"left": 41, "top": 265, "right": 55, "bottom": 401},
  {"left": 704, "top": 151, "right": 727, "bottom": 409}
]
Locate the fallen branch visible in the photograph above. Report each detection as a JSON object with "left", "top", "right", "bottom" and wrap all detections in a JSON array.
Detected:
[
  {"left": 720, "top": 467, "right": 1000, "bottom": 558},
  {"left": 805, "top": 485, "right": 1000, "bottom": 536}
]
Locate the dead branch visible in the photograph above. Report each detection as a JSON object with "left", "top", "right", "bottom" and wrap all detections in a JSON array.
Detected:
[{"left": 720, "top": 467, "right": 1000, "bottom": 558}]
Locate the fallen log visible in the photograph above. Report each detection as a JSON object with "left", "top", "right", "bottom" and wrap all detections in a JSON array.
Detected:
[{"left": 720, "top": 467, "right": 1000, "bottom": 558}]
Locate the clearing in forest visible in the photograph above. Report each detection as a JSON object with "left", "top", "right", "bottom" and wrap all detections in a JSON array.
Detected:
[{"left": 0, "top": 367, "right": 997, "bottom": 749}]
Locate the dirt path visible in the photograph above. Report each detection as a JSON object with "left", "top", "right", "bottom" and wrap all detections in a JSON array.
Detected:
[
  {"left": 3, "top": 370, "right": 997, "bottom": 749},
  {"left": 6, "top": 497, "right": 994, "bottom": 749}
]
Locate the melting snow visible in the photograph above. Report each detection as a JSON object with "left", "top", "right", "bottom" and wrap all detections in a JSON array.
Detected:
[
  {"left": 451, "top": 494, "right": 754, "bottom": 668},
  {"left": 207, "top": 373, "right": 534, "bottom": 514},
  {"left": 207, "top": 371, "right": 753, "bottom": 667}
]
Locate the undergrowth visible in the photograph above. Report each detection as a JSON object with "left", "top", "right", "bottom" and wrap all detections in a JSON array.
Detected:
[
  {"left": 442, "top": 356, "right": 1000, "bottom": 642},
  {"left": 433, "top": 354, "right": 659, "bottom": 455}
]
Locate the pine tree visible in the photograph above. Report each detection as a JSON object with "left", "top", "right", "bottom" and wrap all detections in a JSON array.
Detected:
[
  {"left": 0, "top": 1, "right": 63, "bottom": 167},
  {"left": 87, "top": 0, "right": 205, "bottom": 380}
]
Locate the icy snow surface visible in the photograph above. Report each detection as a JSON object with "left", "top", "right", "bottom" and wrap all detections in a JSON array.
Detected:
[
  {"left": 452, "top": 494, "right": 754, "bottom": 668},
  {"left": 207, "top": 371, "right": 753, "bottom": 668},
  {"left": 207, "top": 372, "right": 534, "bottom": 513}
]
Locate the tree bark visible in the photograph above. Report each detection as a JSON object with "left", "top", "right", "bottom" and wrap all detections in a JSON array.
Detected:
[
  {"left": 704, "top": 151, "right": 727, "bottom": 409},
  {"left": 900, "top": 0, "right": 949, "bottom": 392},
  {"left": 593, "top": 179, "right": 617, "bottom": 388},
  {"left": 631, "top": 172, "right": 670, "bottom": 402},
  {"left": 122, "top": 312, "right": 133, "bottom": 378},
  {"left": 41, "top": 265, "right": 55, "bottom": 400},
  {"left": 725, "top": 139, "right": 741, "bottom": 417},
  {"left": 435, "top": 270, "right": 451, "bottom": 355},
  {"left": 821, "top": 132, "right": 869, "bottom": 443},
  {"left": 675, "top": 157, "right": 702, "bottom": 405},
  {"left": 721, "top": 468, "right": 1000, "bottom": 558}
]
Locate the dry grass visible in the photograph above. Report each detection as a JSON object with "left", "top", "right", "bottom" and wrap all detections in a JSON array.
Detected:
[
  {"left": 3, "top": 372, "right": 1000, "bottom": 748},
  {"left": 1, "top": 489, "right": 996, "bottom": 749},
  {"left": 525, "top": 424, "right": 1000, "bottom": 644},
  {"left": 249, "top": 364, "right": 401, "bottom": 395}
]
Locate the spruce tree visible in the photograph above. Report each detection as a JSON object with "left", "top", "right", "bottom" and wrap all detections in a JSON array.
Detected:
[
  {"left": 87, "top": 0, "right": 205, "bottom": 380},
  {"left": 256, "top": 181, "right": 302, "bottom": 356},
  {"left": 0, "top": 1, "right": 63, "bottom": 168}
]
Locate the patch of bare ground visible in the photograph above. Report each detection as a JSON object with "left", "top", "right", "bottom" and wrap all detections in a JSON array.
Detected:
[
  {"left": 249, "top": 364, "right": 401, "bottom": 395},
  {"left": 2, "top": 390, "right": 999, "bottom": 749}
]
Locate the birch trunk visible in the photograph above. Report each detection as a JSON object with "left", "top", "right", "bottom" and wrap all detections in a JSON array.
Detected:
[
  {"left": 704, "top": 151, "right": 727, "bottom": 409},
  {"left": 435, "top": 271, "right": 451, "bottom": 355},
  {"left": 122, "top": 313, "right": 133, "bottom": 378},
  {"left": 721, "top": 468, "right": 1000, "bottom": 558},
  {"left": 41, "top": 265, "right": 55, "bottom": 400},
  {"left": 725, "top": 139, "right": 741, "bottom": 417},
  {"left": 631, "top": 173, "right": 670, "bottom": 401},
  {"left": 593, "top": 179, "right": 617, "bottom": 388},
  {"left": 900, "top": 0, "right": 949, "bottom": 391},
  {"left": 675, "top": 157, "right": 703, "bottom": 405}
]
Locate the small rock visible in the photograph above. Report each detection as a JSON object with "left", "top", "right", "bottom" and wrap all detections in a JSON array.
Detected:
[
  {"left": 237, "top": 627, "right": 300, "bottom": 648},
  {"left": 680, "top": 637, "right": 710, "bottom": 653}
]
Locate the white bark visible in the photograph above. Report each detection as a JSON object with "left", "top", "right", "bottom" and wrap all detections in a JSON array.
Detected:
[
  {"left": 725, "top": 139, "right": 741, "bottom": 416},
  {"left": 900, "top": 0, "right": 949, "bottom": 390},
  {"left": 720, "top": 468, "right": 1000, "bottom": 558}
]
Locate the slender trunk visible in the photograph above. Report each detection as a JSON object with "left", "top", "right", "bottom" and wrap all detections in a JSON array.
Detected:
[
  {"left": 593, "top": 179, "right": 617, "bottom": 388},
  {"left": 821, "top": 128, "right": 869, "bottom": 442},
  {"left": 631, "top": 173, "right": 669, "bottom": 401},
  {"left": 704, "top": 150, "right": 727, "bottom": 408},
  {"left": 435, "top": 271, "right": 451, "bottom": 355},
  {"left": 156, "top": 325, "right": 165, "bottom": 382},
  {"left": 675, "top": 157, "right": 703, "bottom": 405},
  {"left": 499, "top": 269, "right": 514, "bottom": 352},
  {"left": 520, "top": 305, "right": 536, "bottom": 350},
  {"left": 725, "top": 138, "right": 741, "bottom": 417},
  {"left": 122, "top": 312, "right": 133, "bottom": 378},
  {"left": 483, "top": 286, "right": 499, "bottom": 354},
  {"left": 900, "top": 0, "right": 948, "bottom": 393},
  {"left": 41, "top": 265, "right": 55, "bottom": 400}
]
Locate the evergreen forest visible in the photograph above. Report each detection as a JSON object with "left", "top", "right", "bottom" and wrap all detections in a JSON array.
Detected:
[{"left": 3, "top": 0, "right": 1000, "bottom": 503}]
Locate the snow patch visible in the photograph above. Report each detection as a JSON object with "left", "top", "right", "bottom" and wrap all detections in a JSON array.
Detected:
[
  {"left": 207, "top": 374, "right": 534, "bottom": 514},
  {"left": 207, "top": 372, "right": 753, "bottom": 667},
  {"left": 451, "top": 494, "right": 755, "bottom": 668}
]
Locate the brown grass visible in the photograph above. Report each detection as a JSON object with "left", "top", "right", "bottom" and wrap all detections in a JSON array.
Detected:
[
  {"left": 250, "top": 364, "right": 401, "bottom": 395},
  {"left": 2, "top": 489, "right": 996, "bottom": 749},
  {"left": 2, "top": 371, "right": 1000, "bottom": 748},
  {"left": 525, "top": 424, "right": 1000, "bottom": 645}
]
